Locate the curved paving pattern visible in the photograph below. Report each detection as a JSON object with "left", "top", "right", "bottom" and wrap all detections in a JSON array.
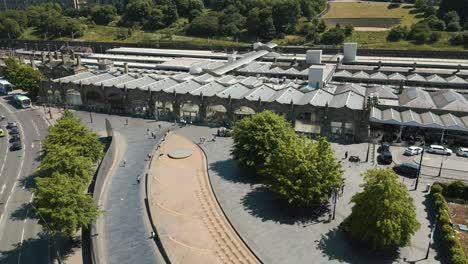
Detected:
[{"left": 148, "top": 134, "right": 259, "bottom": 264}]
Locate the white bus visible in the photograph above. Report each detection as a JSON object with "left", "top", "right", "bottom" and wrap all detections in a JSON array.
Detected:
[{"left": 13, "top": 94, "right": 32, "bottom": 108}]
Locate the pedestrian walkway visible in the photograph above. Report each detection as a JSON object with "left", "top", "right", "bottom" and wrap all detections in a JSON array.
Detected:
[{"left": 148, "top": 134, "right": 259, "bottom": 264}]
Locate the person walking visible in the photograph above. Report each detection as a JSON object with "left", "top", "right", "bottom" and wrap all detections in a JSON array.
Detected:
[
  {"left": 136, "top": 175, "right": 141, "bottom": 184},
  {"left": 344, "top": 151, "right": 348, "bottom": 159},
  {"left": 125, "top": 119, "right": 128, "bottom": 125},
  {"left": 122, "top": 159, "right": 126, "bottom": 167}
]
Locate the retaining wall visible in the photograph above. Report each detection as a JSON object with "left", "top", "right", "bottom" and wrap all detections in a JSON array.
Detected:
[{"left": 89, "top": 119, "right": 117, "bottom": 264}]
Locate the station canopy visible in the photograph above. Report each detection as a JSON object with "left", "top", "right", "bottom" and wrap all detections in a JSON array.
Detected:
[{"left": 370, "top": 107, "right": 468, "bottom": 132}]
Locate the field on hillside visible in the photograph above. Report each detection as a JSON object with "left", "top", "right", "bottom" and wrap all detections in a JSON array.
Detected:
[
  {"left": 323, "top": 2, "right": 420, "bottom": 28},
  {"left": 345, "top": 31, "right": 462, "bottom": 50}
]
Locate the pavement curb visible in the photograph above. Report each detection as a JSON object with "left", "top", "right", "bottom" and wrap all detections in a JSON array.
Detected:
[{"left": 411, "top": 156, "right": 468, "bottom": 173}]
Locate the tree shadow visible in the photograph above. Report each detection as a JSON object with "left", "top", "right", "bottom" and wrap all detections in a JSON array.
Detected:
[
  {"left": 316, "top": 228, "right": 399, "bottom": 264},
  {"left": 421, "top": 194, "right": 447, "bottom": 264},
  {"left": 241, "top": 186, "right": 329, "bottom": 225},
  {"left": 409, "top": 9, "right": 423, "bottom": 14},
  {"left": 209, "top": 159, "right": 261, "bottom": 185},
  {"left": 0, "top": 233, "right": 49, "bottom": 264},
  {"left": 10, "top": 202, "right": 37, "bottom": 221}
]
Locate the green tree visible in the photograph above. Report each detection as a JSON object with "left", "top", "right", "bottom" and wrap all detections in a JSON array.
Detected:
[
  {"left": 33, "top": 172, "right": 99, "bottom": 236},
  {"left": 342, "top": 168, "right": 420, "bottom": 251},
  {"left": 3, "top": 57, "right": 42, "bottom": 98},
  {"left": 187, "top": 12, "right": 219, "bottom": 36},
  {"left": 43, "top": 110, "right": 103, "bottom": 163},
  {"left": 231, "top": 111, "right": 297, "bottom": 177},
  {"left": 266, "top": 136, "right": 343, "bottom": 207},
  {"left": 39, "top": 144, "right": 94, "bottom": 185},
  {"left": 320, "top": 27, "right": 345, "bottom": 45},
  {"left": 90, "top": 4, "right": 117, "bottom": 25},
  {"left": 1, "top": 18, "right": 22, "bottom": 38},
  {"left": 272, "top": 0, "right": 301, "bottom": 34},
  {"left": 246, "top": 7, "right": 276, "bottom": 40}
]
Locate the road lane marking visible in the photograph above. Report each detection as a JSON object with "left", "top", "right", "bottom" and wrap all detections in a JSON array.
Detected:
[
  {"left": 20, "top": 228, "right": 25, "bottom": 244},
  {"left": 31, "top": 119, "right": 40, "bottom": 137}
]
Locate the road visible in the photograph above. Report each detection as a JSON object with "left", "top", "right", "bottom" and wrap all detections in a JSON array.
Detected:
[
  {"left": 73, "top": 111, "right": 168, "bottom": 264},
  {"left": 0, "top": 99, "right": 50, "bottom": 263}
]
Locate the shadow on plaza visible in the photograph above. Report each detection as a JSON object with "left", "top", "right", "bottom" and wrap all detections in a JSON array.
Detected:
[
  {"left": 241, "top": 186, "right": 329, "bottom": 225},
  {"left": 317, "top": 228, "right": 398, "bottom": 264},
  {"left": 210, "top": 159, "right": 261, "bottom": 185}
]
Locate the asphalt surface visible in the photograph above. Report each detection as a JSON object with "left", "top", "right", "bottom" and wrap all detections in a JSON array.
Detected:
[
  {"left": 72, "top": 111, "right": 169, "bottom": 264},
  {"left": 0, "top": 99, "right": 50, "bottom": 264}
]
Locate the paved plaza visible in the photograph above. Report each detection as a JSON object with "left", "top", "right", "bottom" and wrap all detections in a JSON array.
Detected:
[
  {"left": 147, "top": 134, "right": 258, "bottom": 264},
  {"left": 175, "top": 125, "right": 444, "bottom": 264}
]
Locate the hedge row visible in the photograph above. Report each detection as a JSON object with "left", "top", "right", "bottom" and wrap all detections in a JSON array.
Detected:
[
  {"left": 430, "top": 183, "right": 468, "bottom": 264},
  {"left": 432, "top": 181, "right": 468, "bottom": 201}
]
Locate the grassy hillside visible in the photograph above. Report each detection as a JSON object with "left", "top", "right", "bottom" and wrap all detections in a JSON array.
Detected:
[{"left": 323, "top": 2, "right": 420, "bottom": 27}]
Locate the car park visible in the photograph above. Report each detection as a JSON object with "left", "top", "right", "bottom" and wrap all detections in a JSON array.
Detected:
[
  {"left": 457, "top": 147, "right": 468, "bottom": 157},
  {"left": 426, "top": 145, "right": 452, "bottom": 155},
  {"left": 10, "top": 141, "right": 22, "bottom": 151},
  {"left": 393, "top": 163, "right": 420, "bottom": 178},
  {"left": 6, "top": 122, "right": 17, "bottom": 129},
  {"left": 404, "top": 146, "right": 423, "bottom": 156}
]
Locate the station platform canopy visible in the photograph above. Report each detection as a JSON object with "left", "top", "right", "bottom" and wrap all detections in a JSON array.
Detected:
[{"left": 370, "top": 107, "right": 468, "bottom": 132}]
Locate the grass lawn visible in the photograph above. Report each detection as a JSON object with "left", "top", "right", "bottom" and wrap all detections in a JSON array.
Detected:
[
  {"left": 323, "top": 2, "right": 420, "bottom": 27},
  {"left": 346, "top": 31, "right": 465, "bottom": 51}
]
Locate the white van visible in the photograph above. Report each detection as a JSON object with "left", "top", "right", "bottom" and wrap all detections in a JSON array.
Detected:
[{"left": 457, "top": 147, "right": 468, "bottom": 157}]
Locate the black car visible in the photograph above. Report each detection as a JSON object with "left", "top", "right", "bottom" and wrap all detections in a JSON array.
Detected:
[
  {"left": 10, "top": 141, "right": 22, "bottom": 151},
  {"left": 379, "top": 149, "right": 393, "bottom": 165},
  {"left": 377, "top": 142, "right": 390, "bottom": 153},
  {"left": 393, "top": 163, "right": 420, "bottom": 178},
  {"left": 6, "top": 122, "right": 17, "bottom": 129},
  {"left": 9, "top": 127, "right": 19, "bottom": 135},
  {"left": 9, "top": 134, "right": 20, "bottom": 143}
]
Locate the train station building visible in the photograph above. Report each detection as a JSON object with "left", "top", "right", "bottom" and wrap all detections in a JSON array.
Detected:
[{"left": 32, "top": 42, "right": 468, "bottom": 144}]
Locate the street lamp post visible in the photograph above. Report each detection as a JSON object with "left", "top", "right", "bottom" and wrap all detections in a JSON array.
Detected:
[
  {"left": 332, "top": 188, "right": 338, "bottom": 220},
  {"left": 415, "top": 145, "right": 425, "bottom": 190},
  {"left": 438, "top": 129, "right": 446, "bottom": 177}
]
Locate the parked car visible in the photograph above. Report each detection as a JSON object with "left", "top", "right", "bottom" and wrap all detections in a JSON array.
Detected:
[
  {"left": 10, "top": 141, "right": 22, "bottom": 151},
  {"left": 379, "top": 149, "right": 393, "bottom": 165},
  {"left": 9, "top": 134, "right": 20, "bottom": 143},
  {"left": 0, "top": 128, "right": 4, "bottom": 137},
  {"left": 393, "top": 163, "right": 420, "bottom": 178},
  {"left": 404, "top": 146, "right": 423, "bottom": 156},
  {"left": 6, "top": 121, "right": 17, "bottom": 129},
  {"left": 426, "top": 145, "right": 452, "bottom": 155},
  {"left": 9, "top": 127, "right": 19, "bottom": 135},
  {"left": 457, "top": 147, "right": 468, "bottom": 157},
  {"left": 348, "top": 156, "right": 360, "bottom": 162},
  {"left": 377, "top": 142, "right": 390, "bottom": 153}
]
